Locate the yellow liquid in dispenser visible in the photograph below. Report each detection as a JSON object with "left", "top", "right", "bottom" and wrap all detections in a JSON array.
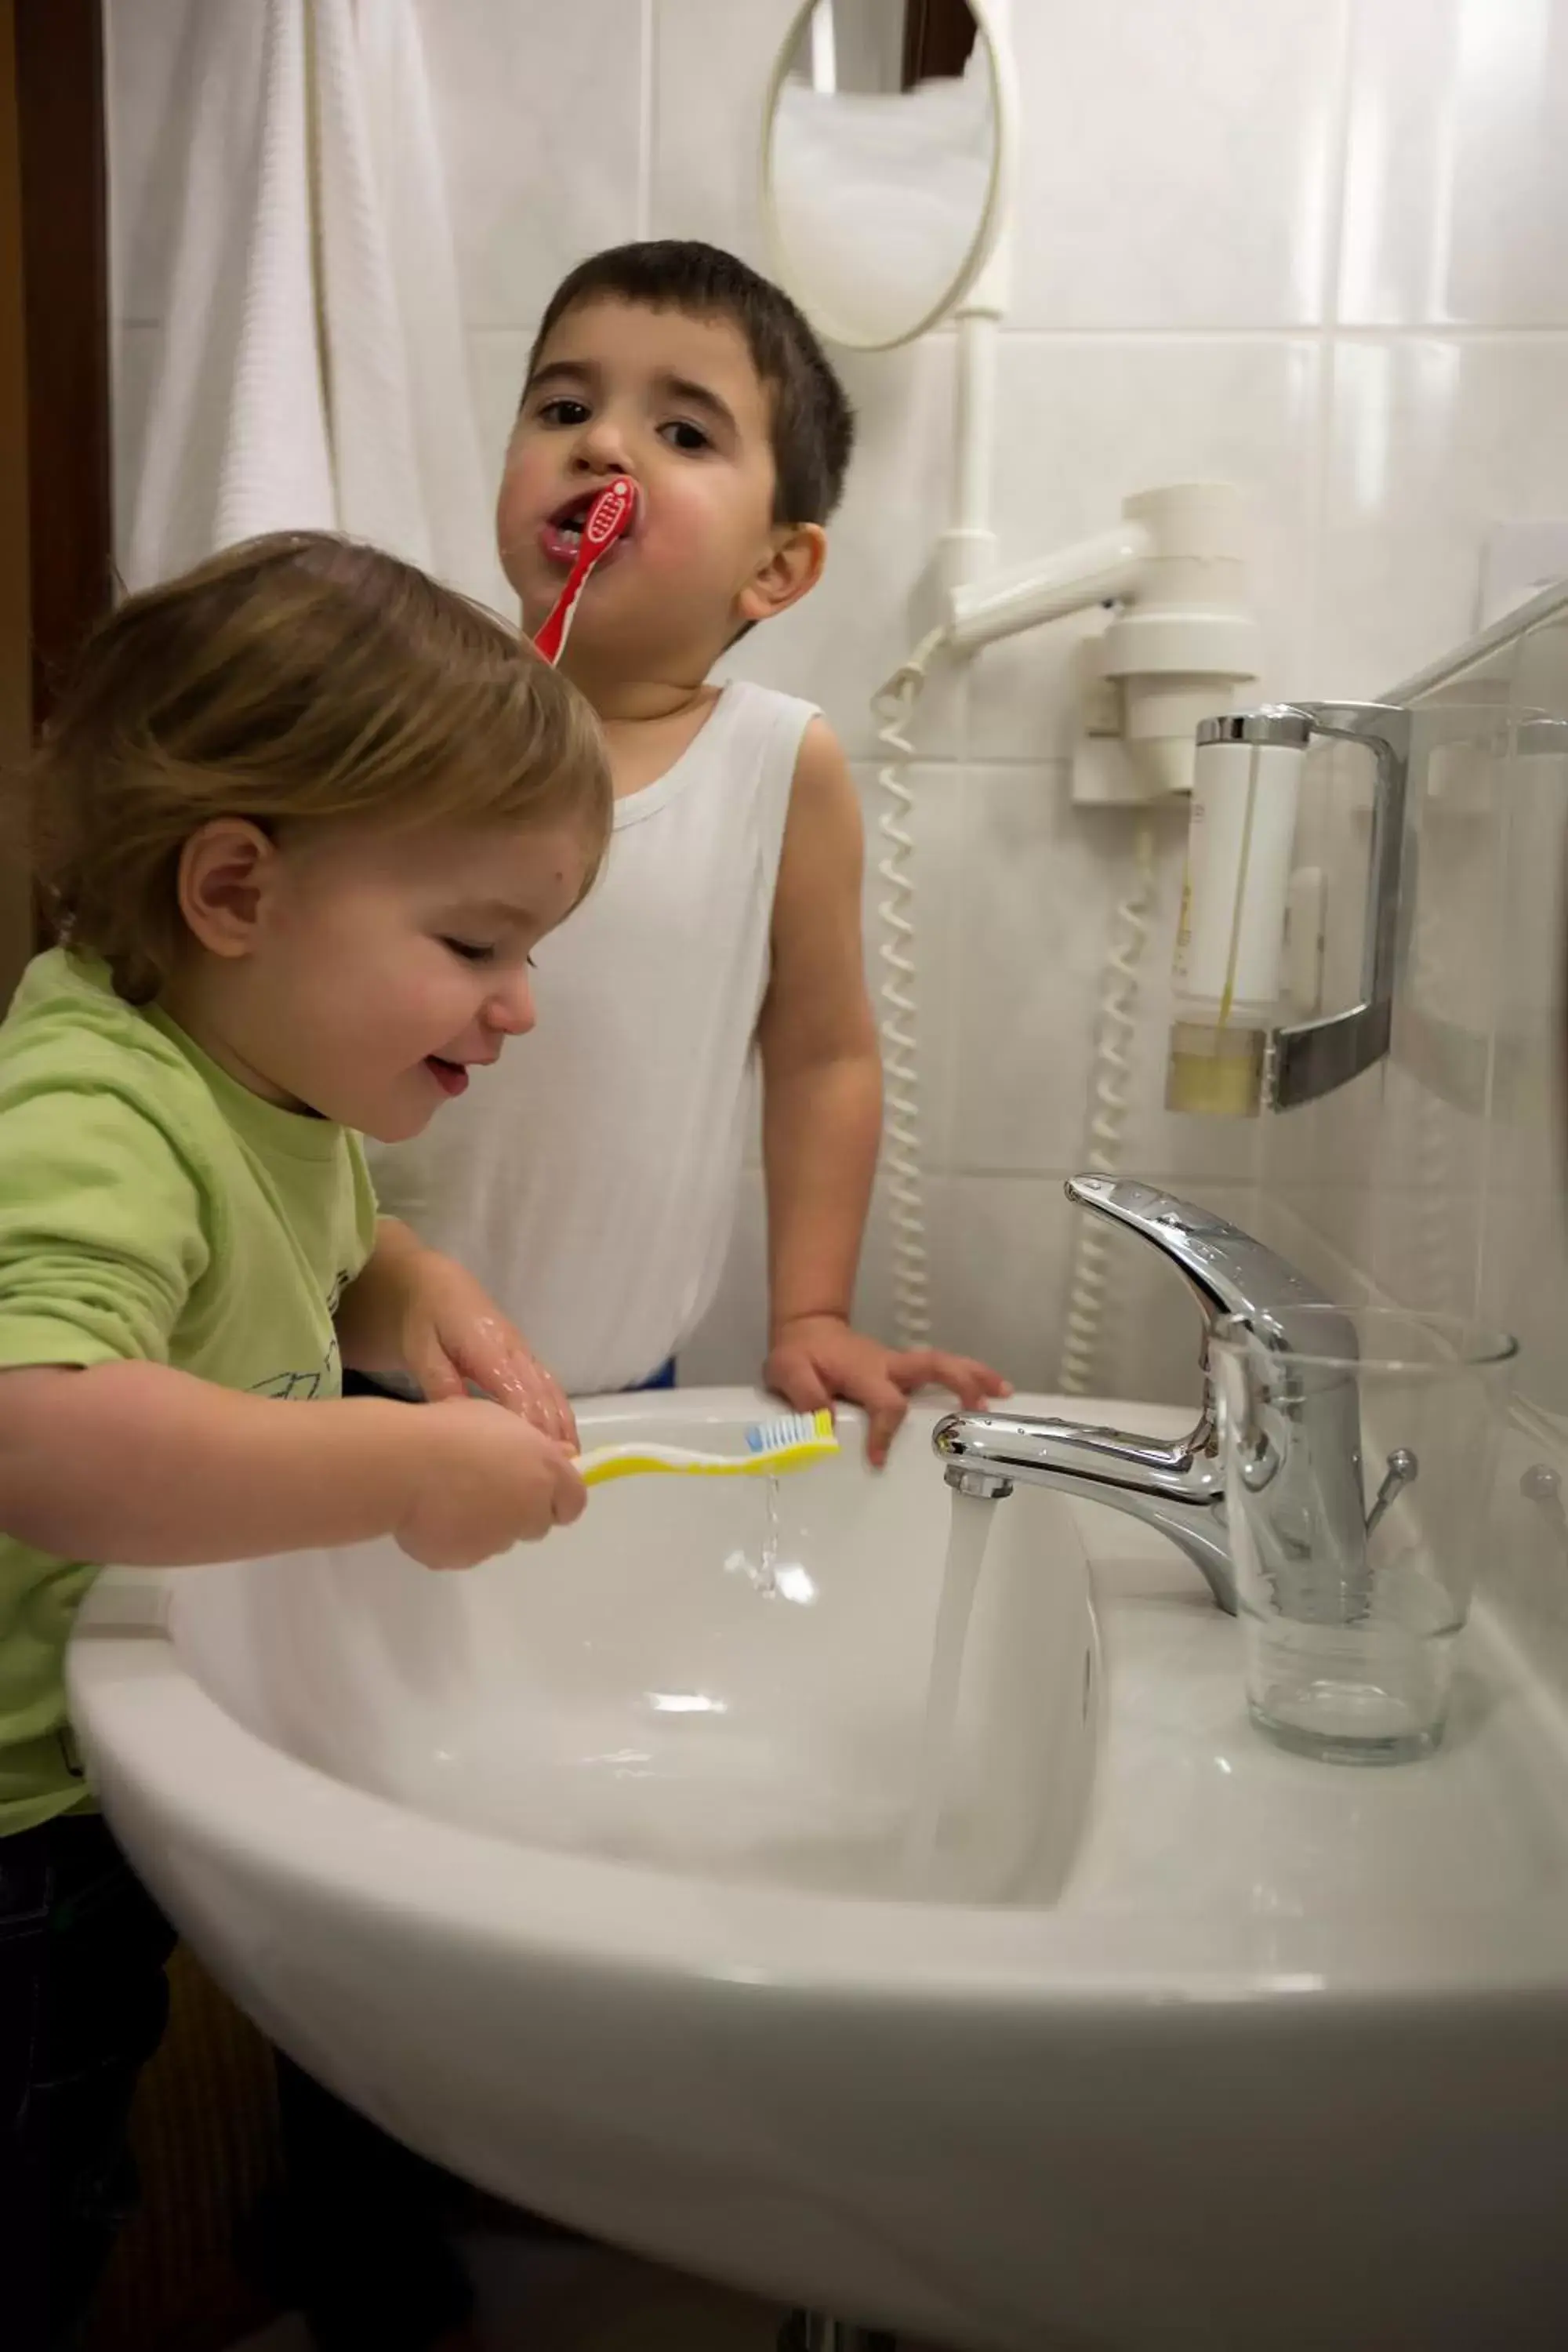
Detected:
[{"left": 1165, "top": 1018, "right": 1265, "bottom": 1117}]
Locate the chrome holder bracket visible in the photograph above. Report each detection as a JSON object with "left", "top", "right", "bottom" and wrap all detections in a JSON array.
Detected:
[{"left": 1198, "top": 702, "right": 1412, "bottom": 1109}]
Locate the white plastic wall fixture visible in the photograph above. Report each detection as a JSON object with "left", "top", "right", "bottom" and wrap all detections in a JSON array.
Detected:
[
  {"left": 946, "top": 517, "right": 1152, "bottom": 650},
  {"left": 945, "top": 482, "right": 1262, "bottom": 801},
  {"left": 938, "top": 0, "right": 1016, "bottom": 597}
]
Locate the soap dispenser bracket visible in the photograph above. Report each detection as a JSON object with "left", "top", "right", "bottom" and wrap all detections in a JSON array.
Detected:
[{"left": 1196, "top": 702, "right": 1411, "bottom": 1109}]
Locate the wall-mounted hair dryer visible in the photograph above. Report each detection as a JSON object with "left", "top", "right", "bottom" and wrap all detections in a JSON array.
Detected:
[{"left": 942, "top": 481, "right": 1261, "bottom": 802}]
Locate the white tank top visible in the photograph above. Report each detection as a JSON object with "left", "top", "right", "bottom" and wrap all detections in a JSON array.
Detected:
[{"left": 368, "top": 681, "right": 816, "bottom": 1393}]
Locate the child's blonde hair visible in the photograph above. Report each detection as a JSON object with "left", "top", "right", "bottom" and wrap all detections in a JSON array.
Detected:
[{"left": 25, "top": 532, "right": 612, "bottom": 1004}]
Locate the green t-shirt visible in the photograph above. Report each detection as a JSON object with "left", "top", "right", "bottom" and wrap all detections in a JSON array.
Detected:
[{"left": 0, "top": 950, "right": 378, "bottom": 1835}]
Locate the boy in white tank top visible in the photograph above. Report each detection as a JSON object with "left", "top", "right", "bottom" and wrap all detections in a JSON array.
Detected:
[
  {"left": 291, "top": 247, "right": 1011, "bottom": 2352},
  {"left": 372, "top": 240, "right": 1007, "bottom": 1469}
]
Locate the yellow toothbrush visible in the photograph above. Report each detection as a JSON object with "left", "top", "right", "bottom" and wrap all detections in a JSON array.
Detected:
[{"left": 577, "top": 1407, "right": 838, "bottom": 1488}]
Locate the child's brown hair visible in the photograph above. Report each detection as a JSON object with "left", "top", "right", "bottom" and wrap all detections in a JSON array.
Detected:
[
  {"left": 527, "top": 240, "right": 856, "bottom": 526},
  {"left": 25, "top": 532, "right": 612, "bottom": 1004}
]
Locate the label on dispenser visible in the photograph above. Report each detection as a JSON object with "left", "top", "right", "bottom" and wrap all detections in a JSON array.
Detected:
[
  {"left": 1178, "top": 740, "right": 1300, "bottom": 1014},
  {"left": 1171, "top": 797, "right": 1204, "bottom": 985}
]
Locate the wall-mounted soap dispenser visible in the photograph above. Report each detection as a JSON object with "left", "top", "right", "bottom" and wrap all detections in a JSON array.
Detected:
[{"left": 1167, "top": 702, "right": 1412, "bottom": 1115}]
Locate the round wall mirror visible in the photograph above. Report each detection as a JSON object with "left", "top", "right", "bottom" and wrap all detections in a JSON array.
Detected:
[{"left": 761, "top": 0, "right": 1013, "bottom": 351}]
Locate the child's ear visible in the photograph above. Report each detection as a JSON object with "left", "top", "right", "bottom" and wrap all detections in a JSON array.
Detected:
[
  {"left": 737, "top": 522, "right": 826, "bottom": 628},
  {"left": 177, "top": 820, "right": 279, "bottom": 960}
]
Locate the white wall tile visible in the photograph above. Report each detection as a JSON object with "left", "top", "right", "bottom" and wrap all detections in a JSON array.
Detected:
[
  {"left": 1256, "top": 583, "right": 1568, "bottom": 1695},
  {"left": 931, "top": 1171, "right": 1254, "bottom": 1405},
  {"left": 943, "top": 336, "right": 1324, "bottom": 765},
  {"left": 1477, "top": 620, "right": 1568, "bottom": 1414},
  {"left": 415, "top": 0, "right": 644, "bottom": 332},
  {"left": 680, "top": 1167, "right": 946, "bottom": 1384},
  {"left": 1263, "top": 596, "right": 1568, "bottom": 1414},
  {"left": 719, "top": 335, "right": 958, "bottom": 760},
  {"left": 1483, "top": 1147, "right": 1568, "bottom": 1417},
  {"left": 935, "top": 1174, "right": 1075, "bottom": 1392},
  {"left": 679, "top": 1167, "right": 767, "bottom": 1385},
  {"left": 951, "top": 764, "right": 1149, "bottom": 1171},
  {"left": 649, "top": 0, "right": 800, "bottom": 262},
  {"left": 1513, "top": 605, "right": 1568, "bottom": 722},
  {"left": 1243, "top": 1192, "right": 1379, "bottom": 1314},
  {"left": 1006, "top": 0, "right": 1347, "bottom": 330},
  {"left": 946, "top": 763, "right": 1265, "bottom": 1185},
  {"left": 686, "top": 748, "right": 964, "bottom": 1383},
  {"left": 853, "top": 760, "right": 964, "bottom": 1178},
  {"left": 1340, "top": 0, "right": 1568, "bottom": 328},
  {"left": 1318, "top": 334, "right": 1568, "bottom": 695},
  {"left": 1359, "top": 1088, "right": 1487, "bottom": 1319},
  {"left": 653, "top": 0, "right": 1345, "bottom": 332},
  {"left": 1261, "top": 703, "right": 1509, "bottom": 1311},
  {"left": 728, "top": 335, "right": 1321, "bottom": 771},
  {"left": 1264, "top": 1063, "right": 1388, "bottom": 1272}
]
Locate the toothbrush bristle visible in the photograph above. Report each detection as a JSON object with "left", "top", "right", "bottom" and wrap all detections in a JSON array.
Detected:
[{"left": 745, "top": 1407, "right": 835, "bottom": 1454}]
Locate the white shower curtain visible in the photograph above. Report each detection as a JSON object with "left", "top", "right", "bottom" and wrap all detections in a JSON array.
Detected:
[{"left": 125, "top": 0, "right": 503, "bottom": 610}]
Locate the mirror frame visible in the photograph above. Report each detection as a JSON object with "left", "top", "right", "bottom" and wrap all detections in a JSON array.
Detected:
[{"left": 760, "top": 0, "right": 1017, "bottom": 352}]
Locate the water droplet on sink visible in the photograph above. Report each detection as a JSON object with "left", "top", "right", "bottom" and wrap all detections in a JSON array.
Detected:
[
  {"left": 771, "top": 1563, "right": 817, "bottom": 1606},
  {"left": 724, "top": 1478, "right": 797, "bottom": 1596}
]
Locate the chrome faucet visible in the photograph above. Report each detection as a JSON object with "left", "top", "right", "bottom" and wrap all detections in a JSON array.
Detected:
[{"left": 932, "top": 1175, "right": 1368, "bottom": 1615}]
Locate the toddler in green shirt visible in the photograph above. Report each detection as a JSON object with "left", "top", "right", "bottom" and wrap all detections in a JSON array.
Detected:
[{"left": 0, "top": 530, "right": 609, "bottom": 2347}]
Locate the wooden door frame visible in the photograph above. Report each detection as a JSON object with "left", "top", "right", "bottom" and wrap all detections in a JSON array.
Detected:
[
  {"left": 1, "top": 0, "right": 111, "bottom": 1003},
  {"left": 13, "top": 0, "right": 111, "bottom": 722},
  {"left": 0, "top": 0, "right": 33, "bottom": 1004},
  {"left": 902, "top": 0, "right": 979, "bottom": 86}
]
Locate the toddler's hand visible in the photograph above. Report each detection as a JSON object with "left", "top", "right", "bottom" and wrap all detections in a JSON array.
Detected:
[
  {"left": 764, "top": 1313, "right": 1011, "bottom": 1470},
  {"left": 396, "top": 1397, "right": 586, "bottom": 1570},
  {"left": 397, "top": 1250, "right": 577, "bottom": 1448}
]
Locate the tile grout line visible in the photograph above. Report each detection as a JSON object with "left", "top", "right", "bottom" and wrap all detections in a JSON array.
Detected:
[
  {"left": 458, "top": 322, "right": 1568, "bottom": 346},
  {"left": 1298, "top": 0, "right": 1359, "bottom": 691},
  {"left": 1261, "top": 0, "right": 1357, "bottom": 1240},
  {"left": 982, "top": 326, "right": 1568, "bottom": 347},
  {"left": 1468, "top": 671, "right": 1526, "bottom": 1325}
]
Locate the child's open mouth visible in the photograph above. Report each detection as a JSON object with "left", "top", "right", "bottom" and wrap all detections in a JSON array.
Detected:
[
  {"left": 425, "top": 1056, "right": 470, "bottom": 1098},
  {"left": 539, "top": 489, "right": 632, "bottom": 570}
]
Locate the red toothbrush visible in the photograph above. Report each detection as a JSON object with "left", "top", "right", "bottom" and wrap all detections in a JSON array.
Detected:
[{"left": 532, "top": 476, "right": 638, "bottom": 666}]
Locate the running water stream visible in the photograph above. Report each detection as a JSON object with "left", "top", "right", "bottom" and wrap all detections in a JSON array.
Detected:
[{"left": 900, "top": 1490, "right": 998, "bottom": 1891}]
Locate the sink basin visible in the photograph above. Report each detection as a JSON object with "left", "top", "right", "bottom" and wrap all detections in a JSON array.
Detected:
[
  {"left": 71, "top": 1389, "right": 1568, "bottom": 2350},
  {"left": 147, "top": 1393, "right": 1097, "bottom": 1909}
]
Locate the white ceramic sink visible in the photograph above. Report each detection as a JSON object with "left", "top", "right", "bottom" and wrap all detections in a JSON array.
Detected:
[{"left": 71, "top": 1390, "right": 1568, "bottom": 2350}]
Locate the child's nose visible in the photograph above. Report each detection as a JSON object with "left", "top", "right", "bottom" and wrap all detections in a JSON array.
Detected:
[
  {"left": 575, "top": 409, "right": 633, "bottom": 474},
  {"left": 487, "top": 971, "right": 535, "bottom": 1036}
]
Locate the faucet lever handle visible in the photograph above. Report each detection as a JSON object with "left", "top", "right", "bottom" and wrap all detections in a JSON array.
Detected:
[{"left": 1065, "top": 1174, "right": 1336, "bottom": 1337}]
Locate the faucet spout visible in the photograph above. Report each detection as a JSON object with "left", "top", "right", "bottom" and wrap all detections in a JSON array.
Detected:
[
  {"left": 935, "top": 1403, "right": 1235, "bottom": 1611},
  {"left": 931, "top": 1176, "right": 1369, "bottom": 1617}
]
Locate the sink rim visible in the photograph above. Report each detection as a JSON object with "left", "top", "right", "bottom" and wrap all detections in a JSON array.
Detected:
[{"left": 69, "top": 1385, "right": 1568, "bottom": 2008}]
